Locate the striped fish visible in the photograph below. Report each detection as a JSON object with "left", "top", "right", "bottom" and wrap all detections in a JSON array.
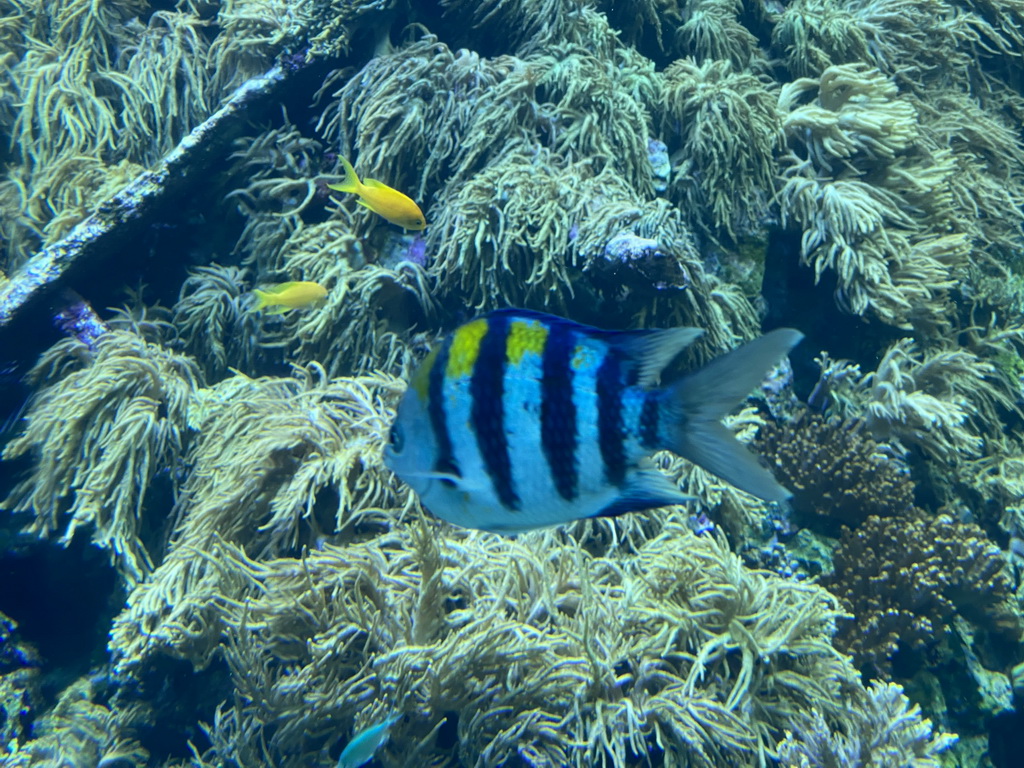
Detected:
[{"left": 385, "top": 309, "right": 802, "bottom": 533}]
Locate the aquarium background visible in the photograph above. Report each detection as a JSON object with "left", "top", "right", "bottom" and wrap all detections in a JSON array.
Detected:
[{"left": 1, "top": 0, "right": 1024, "bottom": 766}]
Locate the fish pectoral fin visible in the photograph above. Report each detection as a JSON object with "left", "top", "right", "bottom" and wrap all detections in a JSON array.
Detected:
[{"left": 593, "top": 469, "right": 693, "bottom": 519}]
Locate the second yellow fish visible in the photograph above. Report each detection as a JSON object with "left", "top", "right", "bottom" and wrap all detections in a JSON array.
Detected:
[
  {"left": 328, "top": 158, "right": 426, "bottom": 230},
  {"left": 252, "top": 281, "right": 327, "bottom": 314}
]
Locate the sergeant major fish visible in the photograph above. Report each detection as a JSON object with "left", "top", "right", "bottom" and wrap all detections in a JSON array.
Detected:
[
  {"left": 385, "top": 309, "right": 802, "bottom": 533},
  {"left": 328, "top": 157, "right": 426, "bottom": 230}
]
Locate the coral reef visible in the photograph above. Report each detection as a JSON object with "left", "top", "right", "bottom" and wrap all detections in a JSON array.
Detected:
[
  {"left": 144, "top": 521, "right": 933, "bottom": 768},
  {"left": 826, "top": 514, "right": 1022, "bottom": 683},
  {"left": 756, "top": 409, "right": 915, "bottom": 535},
  {"left": 0, "top": 611, "right": 38, "bottom": 754},
  {"left": 776, "top": 680, "right": 956, "bottom": 768},
  {"left": 2, "top": 678, "right": 146, "bottom": 768},
  {"left": 1, "top": 330, "right": 200, "bottom": 584},
  {"left": 2, "top": 0, "right": 1024, "bottom": 765},
  {"left": 109, "top": 364, "right": 407, "bottom": 672},
  {"left": 661, "top": 57, "right": 781, "bottom": 240}
]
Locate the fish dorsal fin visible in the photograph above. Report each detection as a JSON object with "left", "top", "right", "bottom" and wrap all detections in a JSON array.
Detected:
[
  {"left": 266, "top": 281, "right": 302, "bottom": 293},
  {"left": 362, "top": 178, "right": 388, "bottom": 189},
  {"left": 608, "top": 326, "right": 704, "bottom": 388}
]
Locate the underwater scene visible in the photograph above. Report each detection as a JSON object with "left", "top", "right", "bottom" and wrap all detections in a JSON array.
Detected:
[{"left": 2, "top": 0, "right": 1024, "bottom": 766}]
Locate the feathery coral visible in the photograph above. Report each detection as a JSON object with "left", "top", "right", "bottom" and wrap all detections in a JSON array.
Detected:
[{"left": 1, "top": 330, "right": 200, "bottom": 584}]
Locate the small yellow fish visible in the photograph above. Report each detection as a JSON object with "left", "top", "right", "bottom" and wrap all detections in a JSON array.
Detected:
[
  {"left": 328, "top": 158, "right": 426, "bottom": 230},
  {"left": 252, "top": 281, "right": 327, "bottom": 314}
]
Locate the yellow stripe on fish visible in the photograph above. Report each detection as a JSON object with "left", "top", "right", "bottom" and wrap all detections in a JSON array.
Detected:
[
  {"left": 506, "top": 319, "right": 548, "bottom": 365},
  {"left": 410, "top": 347, "right": 439, "bottom": 402},
  {"left": 446, "top": 319, "right": 488, "bottom": 380}
]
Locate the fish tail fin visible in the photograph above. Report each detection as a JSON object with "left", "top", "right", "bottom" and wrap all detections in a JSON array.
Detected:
[
  {"left": 327, "top": 157, "right": 361, "bottom": 195},
  {"left": 252, "top": 289, "right": 272, "bottom": 311},
  {"left": 661, "top": 329, "right": 803, "bottom": 502}
]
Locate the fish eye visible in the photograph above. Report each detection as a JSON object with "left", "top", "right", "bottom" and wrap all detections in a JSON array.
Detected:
[{"left": 388, "top": 422, "right": 405, "bottom": 453}]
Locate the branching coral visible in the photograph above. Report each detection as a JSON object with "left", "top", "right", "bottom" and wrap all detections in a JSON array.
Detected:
[
  {"left": 826, "top": 513, "right": 1022, "bottom": 679},
  {"left": 756, "top": 409, "right": 915, "bottom": 535},
  {"left": 1, "top": 330, "right": 201, "bottom": 584}
]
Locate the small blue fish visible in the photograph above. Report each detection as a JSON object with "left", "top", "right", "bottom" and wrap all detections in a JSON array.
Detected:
[
  {"left": 385, "top": 309, "right": 802, "bottom": 533},
  {"left": 338, "top": 715, "right": 401, "bottom": 768}
]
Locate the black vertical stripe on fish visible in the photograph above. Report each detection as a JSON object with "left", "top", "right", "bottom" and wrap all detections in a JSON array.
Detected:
[
  {"left": 471, "top": 314, "right": 519, "bottom": 510},
  {"left": 428, "top": 340, "right": 459, "bottom": 485},
  {"left": 597, "top": 349, "right": 626, "bottom": 485},
  {"left": 640, "top": 389, "right": 660, "bottom": 449},
  {"left": 541, "top": 321, "right": 578, "bottom": 501}
]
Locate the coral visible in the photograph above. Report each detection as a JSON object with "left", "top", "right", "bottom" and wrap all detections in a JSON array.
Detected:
[
  {"left": 661, "top": 58, "right": 782, "bottom": 239},
  {"left": 772, "top": 0, "right": 983, "bottom": 87},
  {"left": 172, "top": 264, "right": 260, "bottom": 380},
  {"left": 428, "top": 147, "right": 608, "bottom": 310},
  {"left": 320, "top": 28, "right": 659, "bottom": 209},
  {"left": 227, "top": 120, "right": 329, "bottom": 273},
  {"left": 1, "top": 678, "right": 146, "bottom": 768},
  {"left": 919, "top": 88, "right": 1024, "bottom": 261},
  {"left": 826, "top": 513, "right": 1022, "bottom": 679},
  {"left": 756, "top": 409, "right": 915, "bottom": 535},
  {"left": 674, "top": 0, "right": 760, "bottom": 68},
  {"left": 143, "top": 520, "right": 928, "bottom": 768},
  {"left": 1, "top": 330, "right": 201, "bottom": 584},
  {"left": 777, "top": 64, "right": 971, "bottom": 331},
  {"left": 116, "top": 10, "right": 213, "bottom": 162},
  {"left": 862, "top": 339, "right": 1016, "bottom": 464},
  {"left": 4, "top": 1, "right": 1024, "bottom": 767},
  {"left": 0, "top": 611, "right": 39, "bottom": 756},
  {"left": 776, "top": 680, "right": 956, "bottom": 767},
  {"left": 275, "top": 221, "right": 435, "bottom": 377},
  {"left": 109, "top": 365, "right": 406, "bottom": 672}
]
